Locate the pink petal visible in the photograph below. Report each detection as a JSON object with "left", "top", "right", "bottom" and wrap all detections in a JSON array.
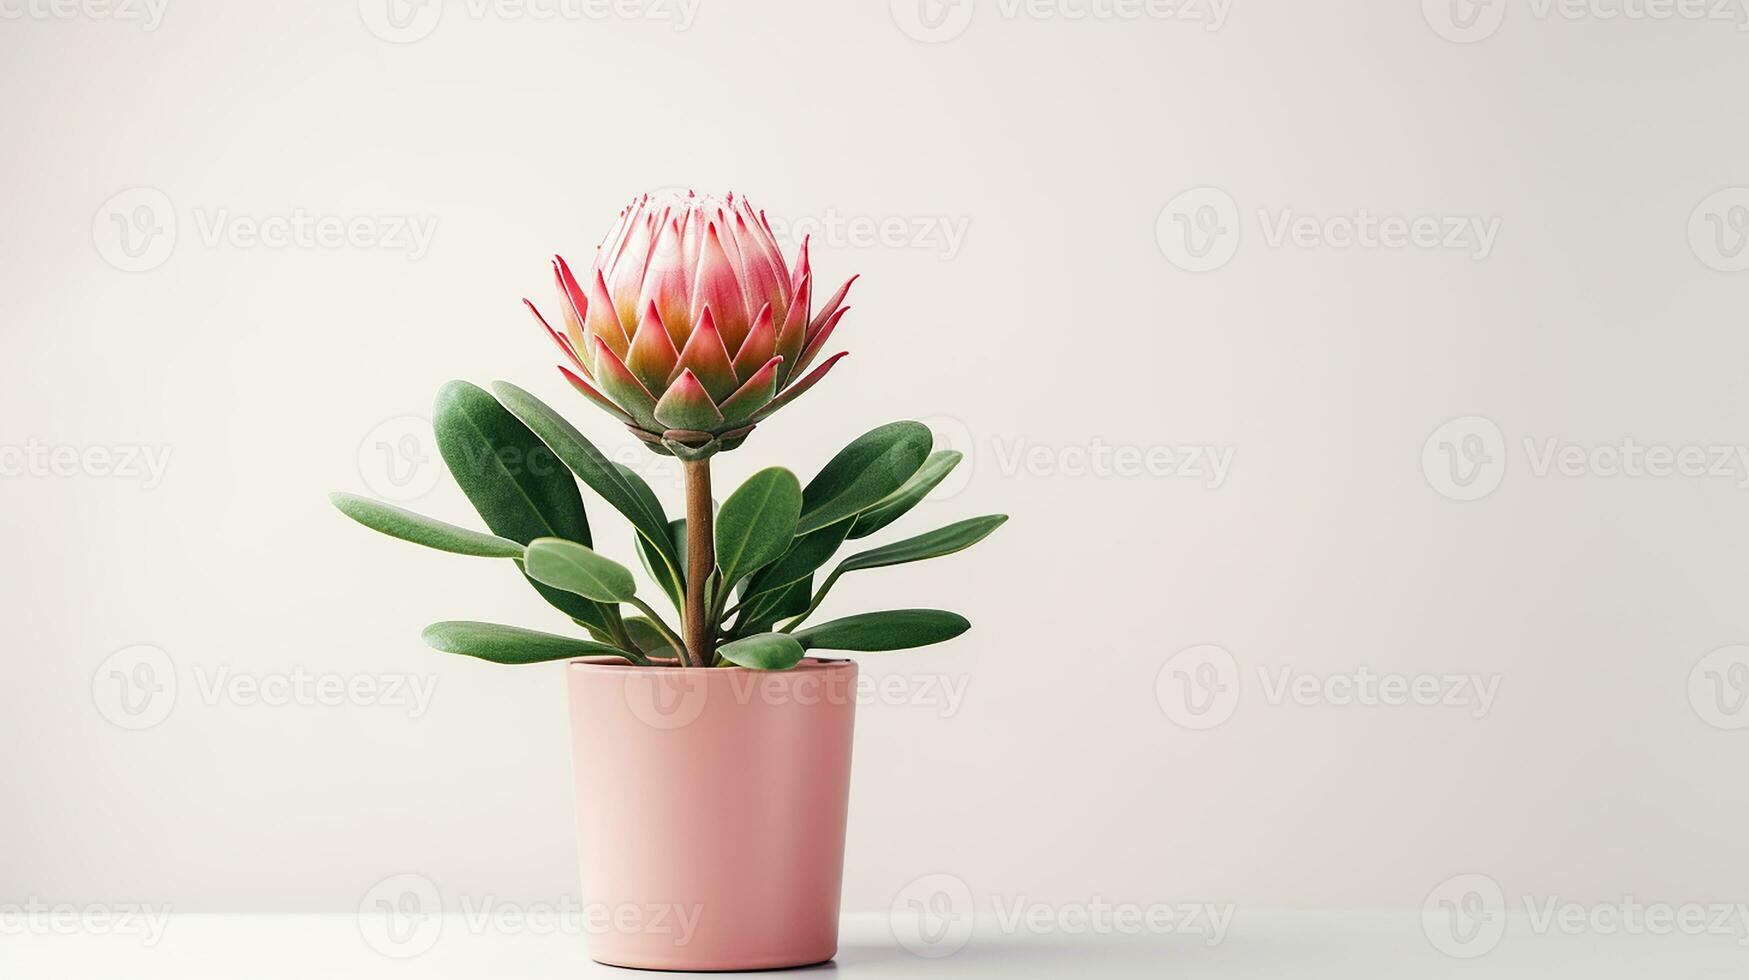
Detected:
[
  {"left": 809, "top": 274, "right": 858, "bottom": 343},
  {"left": 625, "top": 301, "right": 680, "bottom": 396},
  {"left": 718, "top": 355, "right": 783, "bottom": 423},
  {"left": 688, "top": 222, "right": 752, "bottom": 354},
  {"left": 753, "top": 351, "right": 848, "bottom": 422},
  {"left": 671, "top": 306, "right": 740, "bottom": 404},
  {"left": 558, "top": 365, "right": 633, "bottom": 424},
  {"left": 792, "top": 305, "right": 849, "bottom": 380},
  {"left": 732, "top": 303, "right": 776, "bottom": 382},
  {"left": 524, "top": 298, "right": 589, "bottom": 378}
]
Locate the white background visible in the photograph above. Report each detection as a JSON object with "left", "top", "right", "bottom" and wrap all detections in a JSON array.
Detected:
[{"left": 4, "top": 0, "right": 1749, "bottom": 958}]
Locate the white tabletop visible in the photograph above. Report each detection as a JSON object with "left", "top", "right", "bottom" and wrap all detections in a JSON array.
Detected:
[{"left": 3, "top": 911, "right": 1745, "bottom": 978}]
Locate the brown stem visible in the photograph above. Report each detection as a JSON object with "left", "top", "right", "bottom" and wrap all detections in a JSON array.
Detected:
[{"left": 682, "top": 457, "right": 714, "bottom": 668}]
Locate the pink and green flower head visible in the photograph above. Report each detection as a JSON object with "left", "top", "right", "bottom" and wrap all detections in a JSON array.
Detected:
[{"left": 525, "top": 191, "right": 856, "bottom": 459}]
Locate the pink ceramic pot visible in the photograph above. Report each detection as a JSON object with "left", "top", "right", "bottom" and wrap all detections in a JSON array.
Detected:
[{"left": 566, "top": 657, "right": 858, "bottom": 971}]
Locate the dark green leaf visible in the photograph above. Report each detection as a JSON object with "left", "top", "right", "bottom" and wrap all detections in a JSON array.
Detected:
[
  {"left": 433, "top": 381, "right": 609, "bottom": 630},
  {"left": 491, "top": 381, "right": 680, "bottom": 573},
  {"left": 839, "top": 515, "right": 1009, "bottom": 575},
  {"left": 796, "top": 421, "right": 932, "bottom": 534},
  {"left": 624, "top": 617, "right": 681, "bottom": 661},
  {"left": 794, "top": 609, "right": 970, "bottom": 651},
  {"left": 329, "top": 493, "right": 523, "bottom": 558},
  {"left": 849, "top": 450, "right": 963, "bottom": 539},
  {"left": 717, "top": 632, "right": 806, "bottom": 670},
  {"left": 421, "top": 621, "right": 640, "bottom": 665},
  {"left": 637, "top": 519, "right": 688, "bottom": 611},
  {"left": 779, "top": 516, "right": 1007, "bottom": 633},
  {"left": 524, "top": 538, "right": 637, "bottom": 603},
  {"left": 735, "top": 575, "right": 813, "bottom": 638},
  {"left": 739, "top": 519, "right": 853, "bottom": 605},
  {"left": 715, "top": 467, "right": 802, "bottom": 587}
]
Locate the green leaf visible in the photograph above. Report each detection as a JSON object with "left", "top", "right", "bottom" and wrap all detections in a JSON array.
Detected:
[
  {"left": 433, "top": 381, "right": 610, "bottom": 630},
  {"left": 794, "top": 609, "right": 970, "bottom": 651},
  {"left": 735, "top": 575, "right": 813, "bottom": 638},
  {"left": 421, "top": 621, "right": 640, "bottom": 665},
  {"left": 491, "top": 381, "right": 681, "bottom": 572},
  {"left": 715, "top": 467, "right": 802, "bottom": 587},
  {"left": 739, "top": 519, "right": 853, "bottom": 605},
  {"left": 796, "top": 421, "right": 932, "bottom": 534},
  {"left": 624, "top": 617, "right": 682, "bottom": 661},
  {"left": 838, "top": 515, "right": 1008, "bottom": 575},
  {"left": 329, "top": 493, "right": 523, "bottom": 558},
  {"left": 717, "top": 632, "right": 806, "bottom": 671},
  {"left": 781, "top": 515, "right": 1008, "bottom": 633},
  {"left": 638, "top": 518, "right": 687, "bottom": 611},
  {"left": 524, "top": 538, "right": 637, "bottom": 603},
  {"left": 849, "top": 450, "right": 963, "bottom": 539}
]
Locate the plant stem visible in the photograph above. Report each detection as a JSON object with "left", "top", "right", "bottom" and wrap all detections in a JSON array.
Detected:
[{"left": 682, "top": 457, "right": 714, "bottom": 668}]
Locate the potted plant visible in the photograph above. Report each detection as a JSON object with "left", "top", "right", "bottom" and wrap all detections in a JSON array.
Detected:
[{"left": 331, "top": 191, "right": 1005, "bottom": 971}]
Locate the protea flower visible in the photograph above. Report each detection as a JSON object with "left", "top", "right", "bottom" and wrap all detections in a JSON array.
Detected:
[{"left": 525, "top": 191, "right": 856, "bottom": 459}]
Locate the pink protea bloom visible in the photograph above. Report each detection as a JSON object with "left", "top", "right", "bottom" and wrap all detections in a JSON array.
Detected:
[{"left": 526, "top": 191, "right": 855, "bottom": 457}]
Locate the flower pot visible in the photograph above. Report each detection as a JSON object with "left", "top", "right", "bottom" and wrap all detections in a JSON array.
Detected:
[{"left": 566, "top": 657, "right": 858, "bottom": 971}]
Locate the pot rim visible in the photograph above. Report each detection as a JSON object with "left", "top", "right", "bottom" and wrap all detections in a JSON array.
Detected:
[{"left": 566, "top": 655, "right": 855, "bottom": 675}]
